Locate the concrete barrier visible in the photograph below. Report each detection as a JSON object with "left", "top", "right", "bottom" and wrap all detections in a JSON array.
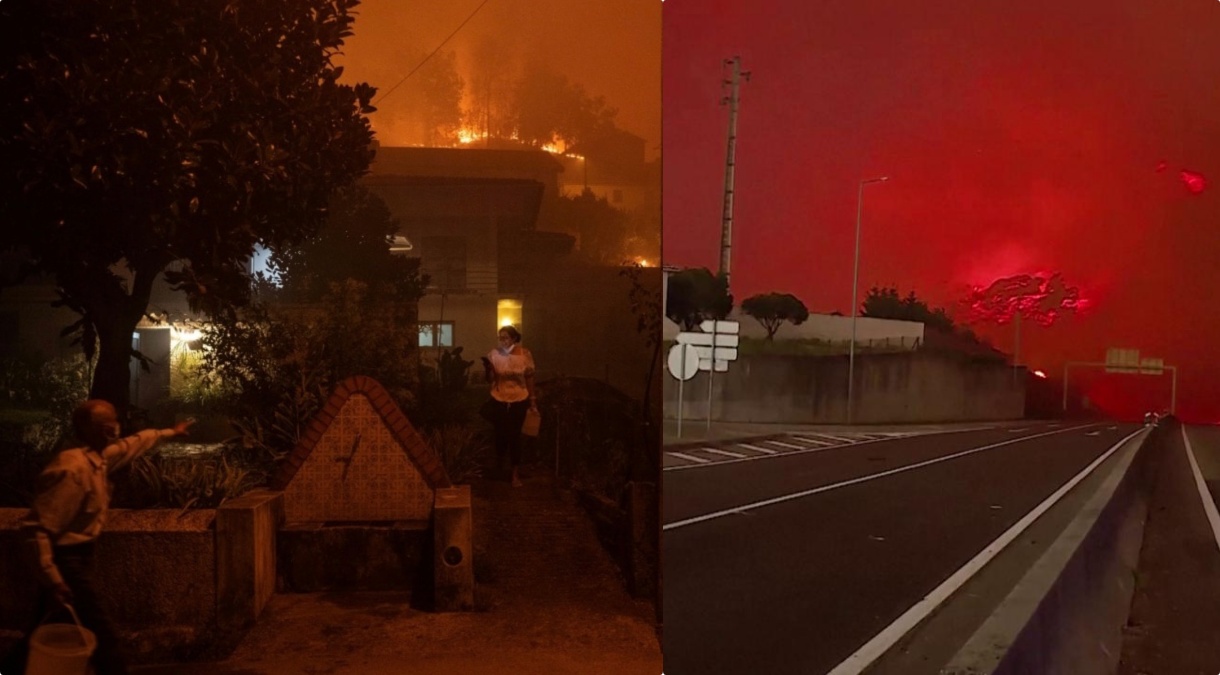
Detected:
[
  {"left": 665, "top": 351, "right": 1024, "bottom": 425},
  {"left": 1, "top": 492, "right": 284, "bottom": 663},
  {"left": 942, "top": 422, "right": 1167, "bottom": 675},
  {"left": 216, "top": 489, "right": 283, "bottom": 632}
]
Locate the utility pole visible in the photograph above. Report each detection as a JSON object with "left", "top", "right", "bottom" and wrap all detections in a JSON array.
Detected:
[{"left": 719, "top": 57, "right": 750, "bottom": 288}]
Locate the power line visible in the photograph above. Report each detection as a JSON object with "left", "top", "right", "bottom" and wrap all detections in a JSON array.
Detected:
[{"left": 372, "top": 0, "right": 491, "bottom": 107}]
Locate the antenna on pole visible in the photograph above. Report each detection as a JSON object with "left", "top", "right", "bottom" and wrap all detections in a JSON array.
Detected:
[{"left": 719, "top": 56, "right": 750, "bottom": 290}]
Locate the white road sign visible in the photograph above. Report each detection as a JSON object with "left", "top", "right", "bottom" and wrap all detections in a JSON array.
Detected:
[
  {"left": 675, "top": 332, "right": 741, "bottom": 348},
  {"left": 667, "top": 344, "right": 700, "bottom": 381},
  {"left": 1139, "top": 357, "right": 1164, "bottom": 375},
  {"left": 1105, "top": 347, "right": 1140, "bottom": 374},
  {"left": 700, "top": 320, "right": 740, "bottom": 334},
  {"left": 676, "top": 320, "right": 740, "bottom": 373}
]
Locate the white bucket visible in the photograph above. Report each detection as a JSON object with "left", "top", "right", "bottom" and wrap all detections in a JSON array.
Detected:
[{"left": 25, "top": 605, "right": 95, "bottom": 675}]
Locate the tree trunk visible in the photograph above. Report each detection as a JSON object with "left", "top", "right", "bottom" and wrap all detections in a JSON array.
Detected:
[
  {"left": 83, "top": 258, "right": 163, "bottom": 423},
  {"left": 90, "top": 317, "right": 136, "bottom": 414}
]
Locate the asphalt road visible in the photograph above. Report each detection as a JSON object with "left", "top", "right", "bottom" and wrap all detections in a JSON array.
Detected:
[{"left": 662, "top": 422, "right": 1139, "bottom": 675}]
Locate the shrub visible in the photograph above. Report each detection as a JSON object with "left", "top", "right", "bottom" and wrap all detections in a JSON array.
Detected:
[
  {"left": 425, "top": 424, "right": 490, "bottom": 484},
  {"left": 112, "top": 445, "right": 263, "bottom": 510}
]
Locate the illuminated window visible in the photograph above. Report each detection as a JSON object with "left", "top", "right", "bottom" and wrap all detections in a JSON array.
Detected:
[
  {"left": 497, "top": 299, "right": 522, "bottom": 332},
  {"left": 419, "top": 321, "right": 454, "bottom": 348}
]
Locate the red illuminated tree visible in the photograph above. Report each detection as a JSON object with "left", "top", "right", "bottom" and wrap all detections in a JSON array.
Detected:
[{"left": 961, "top": 273, "right": 1084, "bottom": 328}]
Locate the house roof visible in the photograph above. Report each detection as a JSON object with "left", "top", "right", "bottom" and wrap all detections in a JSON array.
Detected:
[
  {"left": 369, "top": 146, "right": 565, "bottom": 179},
  {"left": 269, "top": 375, "right": 451, "bottom": 491}
]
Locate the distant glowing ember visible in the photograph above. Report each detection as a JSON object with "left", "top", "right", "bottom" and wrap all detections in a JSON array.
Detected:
[
  {"left": 1155, "top": 160, "right": 1168, "bottom": 173},
  {"left": 962, "top": 272, "right": 1086, "bottom": 327},
  {"left": 1180, "top": 170, "right": 1206, "bottom": 194},
  {"left": 1034, "top": 370, "right": 1048, "bottom": 379}
]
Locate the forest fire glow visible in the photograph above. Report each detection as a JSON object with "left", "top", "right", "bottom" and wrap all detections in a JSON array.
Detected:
[{"left": 962, "top": 272, "right": 1088, "bottom": 327}]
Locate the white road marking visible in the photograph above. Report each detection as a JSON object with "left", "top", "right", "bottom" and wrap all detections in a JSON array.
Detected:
[
  {"left": 825, "top": 425, "right": 1147, "bottom": 675},
  {"left": 1086, "top": 431, "right": 1101, "bottom": 437},
  {"left": 664, "top": 426, "right": 1009, "bottom": 473},
  {"left": 1007, "top": 428, "right": 1027, "bottom": 433},
  {"left": 664, "top": 424, "right": 1099, "bottom": 529},
  {"left": 701, "top": 447, "right": 747, "bottom": 459},
  {"left": 1182, "top": 426, "right": 1220, "bottom": 554},
  {"left": 813, "top": 433, "right": 863, "bottom": 443},
  {"left": 738, "top": 443, "right": 778, "bottom": 454},
  {"left": 764, "top": 440, "right": 809, "bottom": 450},
  {"left": 666, "top": 452, "right": 710, "bottom": 464},
  {"left": 790, "top": 436, "right": 835, "bottom": 446}
]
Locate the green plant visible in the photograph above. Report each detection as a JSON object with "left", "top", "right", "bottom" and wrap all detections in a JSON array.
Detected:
[
  {"left": 114, "top": 447, "right": 263, "bottom": 510},
  {"left": 425, "top": 424, "right": 490, "bottom": 484},
  {"left": 168, "top": 349, "right": 230, "bottom": 413},
  {"left": 203, "top": 278, "right": 422, "bottom": 465}
]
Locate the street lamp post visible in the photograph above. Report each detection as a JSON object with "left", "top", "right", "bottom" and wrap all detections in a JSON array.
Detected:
[{"left": 848, "top": 176, "right": 889, "bottom": 424}]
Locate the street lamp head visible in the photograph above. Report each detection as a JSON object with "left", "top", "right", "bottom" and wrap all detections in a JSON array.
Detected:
[{"left": 862, "top": 176, "right": 889, "bottom": 185}]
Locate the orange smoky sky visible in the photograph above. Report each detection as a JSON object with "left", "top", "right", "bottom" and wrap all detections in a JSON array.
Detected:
[{"left": 336, "top": 0, "right": 661, "bottom": 158}]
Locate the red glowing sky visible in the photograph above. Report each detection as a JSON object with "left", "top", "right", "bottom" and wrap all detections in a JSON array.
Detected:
[{"left": 664, "top": 0, "right": 1220, "bottom": 421}]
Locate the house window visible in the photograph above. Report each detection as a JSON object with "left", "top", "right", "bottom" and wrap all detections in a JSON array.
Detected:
[
  {"left": 418, "top": 321, "right": 455, "bottom": 348},
  {"left": 420, "top": 236, "right": 467, "bottom": 291},
  {"left": 497, "top": 299, "right": 522, "bottom": 332}
]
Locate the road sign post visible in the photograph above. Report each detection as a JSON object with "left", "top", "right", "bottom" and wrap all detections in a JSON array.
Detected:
[
  {"left": 666, "top": 342, "right": 699, "bottom": 439},
  {"left": 673, "top": 320, "right": 740, "bottom": 433}
]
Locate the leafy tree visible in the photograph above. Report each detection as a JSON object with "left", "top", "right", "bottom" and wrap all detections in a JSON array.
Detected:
[
  {"left": 465, "top": 36, "right": 517, "bottom": 143},
  {"left": 861, "top": 286, "right": 954, "bottom": 332},
  {"left": 665, "top": 267, "right": 733, "bottom": 331},
  {"left": 413, "top": 50, "right": 464, "bottom": 146},
  {"left": 374, "top": 48, "right": 463, "bottom": 147},
  {"left": 741, "top": 293, "right": 810, "bottom": 340},
  {"left": 269, "top": 185, "right": 427, "bottom": 303},
  {"left": 544, "top": 189, "right": 631, "bottom": 265},
  {"left": 204, "top": 279, "right": 419, "bottom": 459},
  {"left": 0, "top": 0, "right": 377, "bottom": 416},
  {"left": 513, "top": 63, "right": 618, "bottom": 150}
]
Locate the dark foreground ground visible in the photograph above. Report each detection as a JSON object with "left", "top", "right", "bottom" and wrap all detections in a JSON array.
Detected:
[{"left": 130, "top": 467, "right": 661, "bottom": 675}]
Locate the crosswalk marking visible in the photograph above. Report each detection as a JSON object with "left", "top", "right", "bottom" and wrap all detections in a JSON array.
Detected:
[
  {"left": 738, "top": 443, "right": 778, "bottom": 454},
  {"left": 667, "top": 451, "right": 711, "bottom": 464},
  {"left": 764, "top": 440, "right": 808, "bottom": 450},
  {"left": 811, "top": 433, "right": 860, "bottom": 443},
  {"left": 790, "top": 436, "right": 834, "bottom": 446},
  {"left": 701, "top": 447, "right": 747, "bottom": 459}
]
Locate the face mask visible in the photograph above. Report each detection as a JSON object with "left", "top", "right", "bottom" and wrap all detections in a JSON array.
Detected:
[{"left": 498, "top": 342, "right": 515, "bottom": 355}]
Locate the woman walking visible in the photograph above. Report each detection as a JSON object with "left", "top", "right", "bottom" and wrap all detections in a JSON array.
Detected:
[{"left": 483, "top": 325, "right": 536, "bottom": 487}]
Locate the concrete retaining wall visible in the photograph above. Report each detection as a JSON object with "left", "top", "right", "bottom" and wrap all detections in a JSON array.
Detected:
[
  {"left": 0, "top": 490, "right": 283, "bottom": 663},
  {"left": 664, "top": 351, "right": 1024, "bottom": 424}
]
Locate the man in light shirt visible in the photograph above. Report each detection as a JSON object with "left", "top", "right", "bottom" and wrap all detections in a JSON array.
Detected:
[{"left": 19, "top": 399, "right": 193, "bottom": 675}]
